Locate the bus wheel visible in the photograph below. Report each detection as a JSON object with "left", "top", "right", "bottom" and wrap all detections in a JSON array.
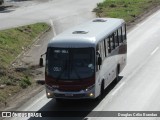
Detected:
[
  {"left": 115, "top": 65, "right": 120, "bottom": 82},
  {"left": 96, "top": 81, "right": 104, "bottom": 101}
]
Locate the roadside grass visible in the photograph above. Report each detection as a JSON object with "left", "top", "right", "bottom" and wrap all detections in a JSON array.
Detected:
[
  {"left": 0, "top": 23, "right": 49, "bottom": 68},
  {"left": 0, "top": 23, "right": 50, "bottom": 106},
  {"left": 93, "top": 0, "right": 160, "bottom": 22}
]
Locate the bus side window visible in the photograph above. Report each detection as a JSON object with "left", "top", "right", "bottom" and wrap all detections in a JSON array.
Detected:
[
  {"left": 101, "top": 41, "right": 105, "bottom": 60},
  {"left": 114, "top": 31, "right": 119, "bottom": 47},
  {"left": 96, "top": 44, "right": 100, "bottom": 71},
  {"left": 96, "top": 42, "right": 104, "bottom": 70},
  {"left": 108, "top": 37, "right": 111, "bottom": 53},
  {"left": 104, "top": 39, "right": 107, "bottom": 57},
  {"left": 110, "top": 34, "right": 115, "bottom": 50},
  {"left": 98, "top": 42, "right": 104, "bottom": 60},
  {"left": 96, "top": 44, "right": 99, "bottom": 52},
  {"left": 118, "top": 28, "right": 122, "bottom": 44},
  {"left": 122, "top": 24, "right": 127, "bottom": 41}
]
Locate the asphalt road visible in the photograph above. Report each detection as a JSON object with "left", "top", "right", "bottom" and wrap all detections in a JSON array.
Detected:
[
  {"left": 12, "top": 8, "right": 160, "bottom": 120},
  {"left": 1, "top": 0, "right": 160, "bottom": 120}
]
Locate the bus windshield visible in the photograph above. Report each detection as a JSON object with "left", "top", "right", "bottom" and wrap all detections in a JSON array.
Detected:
[{"left": 46, "top": 47, "right": 95, "bottom": 80}]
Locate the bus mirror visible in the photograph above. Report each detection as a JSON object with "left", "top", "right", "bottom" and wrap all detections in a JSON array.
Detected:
[
  {"left": 98, "top": 56, "right": 102, "bottom": 65},
  {"left": 39, "top": 52, "right": 46, "bottom": 67},
  {"left": 39, "top": 57, "right": 44, "bottom": 67}
]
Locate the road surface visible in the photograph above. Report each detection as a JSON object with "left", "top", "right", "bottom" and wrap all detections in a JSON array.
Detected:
[{"left": 10, "top": 6, "right": 160, "bottom": 120}]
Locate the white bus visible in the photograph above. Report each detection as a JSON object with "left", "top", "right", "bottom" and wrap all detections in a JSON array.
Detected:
[
  {"left": 0, "top": 0, "right": 4, "bottom": 5},
  {"left": 43, "top": 18, "right": 127, "bottom": 101}
]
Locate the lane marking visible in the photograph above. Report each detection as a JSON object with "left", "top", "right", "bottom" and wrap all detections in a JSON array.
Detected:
[
  {"left": 94, "top": 81, "right": 126, "bottom": 111},
  {"left": 111, "top": 82, "right": 125, "bottom": 96},
  {"left": 23, "top": 94, "right": 46, "bottom": 111},
  {"left": 128, "top": 9, "right": 160, "bottom": 36},
  {"left": 50, "top": 19, "right": 57, "bottom": 36},
  {"left": 151, "top": 47, "right": 159, "bottom": 56}
]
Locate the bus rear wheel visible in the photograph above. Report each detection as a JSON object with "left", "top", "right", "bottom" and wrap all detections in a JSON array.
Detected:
[{"left": 115, "top": 65, "right": 120, "bottom": 82}]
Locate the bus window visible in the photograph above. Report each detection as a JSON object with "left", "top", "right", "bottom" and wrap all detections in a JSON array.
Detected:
[
  {"left": 96, "top": 44, "right": 99, "bottom": 51},
  {"left": 98, "top": 43, "right": 102, "bottom": 58},
  {"left": 108, "top": 37, "right": 111, "bottom": 53},
  {"left": 104, "top": 39, "right": 107, "bottom": 57},
  {"left": 96, "top": 44, "right": 101, "bottom": 71},
  {"left": 118, "top": 28, "right": 122, "bottom": 43},
  {"left": 110, "top": 34, "right": 115, "bottom": 50},
  {"left": 97, "top": 42, "right": 104, "bottom": 61},
  {"left": 105, "top": 37, "right": 109, "bottom": 55},
  {"left": 101, "top": 41, "right": 105, "bottom": 60},
  {"left": 122, "top": 24, "right": 126, "bottom": 41},
  {"left": 114, "top": 31, "right": 119, "bottom": 47}
]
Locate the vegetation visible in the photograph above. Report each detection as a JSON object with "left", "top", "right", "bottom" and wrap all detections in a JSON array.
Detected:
[
  {"left": 0, "top": 23, "right": 49, "bottom": 68},
  {"left": 0, "top": 23, "right": 50, "bottom": 105},
  {"left": 93, "top": 0, "right": 160, "bottom": 22},
  {"left": 20, "top": 76, "right": 32, "bottom": 89}
]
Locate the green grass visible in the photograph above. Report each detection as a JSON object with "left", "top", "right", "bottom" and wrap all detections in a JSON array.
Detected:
[
  {"left": 0, "top": 23, "right": 49, "bottom": 68},
  {"left": 0, "top": 23, "right": 50, "bottom": 105},
  {"left": 94, "top": 0, "right": 160, "bottom": 22}
]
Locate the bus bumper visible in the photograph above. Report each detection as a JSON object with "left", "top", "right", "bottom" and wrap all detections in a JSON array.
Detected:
[{"left": 45, "top": 84, "right": 95, "bottom": 99}]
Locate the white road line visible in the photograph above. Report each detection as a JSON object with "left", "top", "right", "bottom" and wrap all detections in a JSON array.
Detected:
[
  {"left": 23, "top": 94, "right": 46, "bottom": 111},
  {"left": 50, "top": 19, "right": 57, "bottom": 36},
  {"left": 94, "top": 82, "right": 125, "bottom": 111},
  {"left": 151, "top": 47, "right": 159, "bottom": 56},
  {"left": 111, "top": 82, "right": 125, "bottom": 96},
  {"left": 128, "top": 9, "right": 160, "bottom": 36}
]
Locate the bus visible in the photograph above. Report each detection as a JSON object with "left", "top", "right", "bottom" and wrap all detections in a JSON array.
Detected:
[
  {"left": 42, "top": 18, "right": 127, "bottom": 101},
  {"left": 0, "top": 0, "right": 4, "bottom": 5}
]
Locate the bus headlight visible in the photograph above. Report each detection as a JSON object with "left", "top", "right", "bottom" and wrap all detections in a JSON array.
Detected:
[
  {"left": 47, "top": 92, "right": 51, "bottom": 96},
  {"left": 85, "top": 84, "right": 95, "bottom": 92},
  {"left": 89, "top": 93, "right": 94, "bottom": 97}
]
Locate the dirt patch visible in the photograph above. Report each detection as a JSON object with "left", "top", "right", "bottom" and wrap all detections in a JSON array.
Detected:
[
  {"left": 0, "top": 24, "right": 50, "bottom": 111},
  {"left": 0, "top": 83, "right": 44, "bottom": 111}
]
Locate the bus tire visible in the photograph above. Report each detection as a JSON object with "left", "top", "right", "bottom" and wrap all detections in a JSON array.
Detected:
[
  {"left": 115, "top": 65, "right": 120, "bottom": 82},
  {"left": 96, "top": 81, "right": 104, "bottom": 101}
]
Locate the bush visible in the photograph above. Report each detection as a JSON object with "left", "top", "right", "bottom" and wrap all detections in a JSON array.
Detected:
[
  {"left": 20, "top": 76, "right": 31, "bottom": 89},
  {"left": 110, "top": 4, "right": 117, "bottom": 8},
  {"left": 0, "top": 76, "right": 14, "bottom": 86},
  {"left": 4, "top": 79, "right": 12, "bottom": 85}
]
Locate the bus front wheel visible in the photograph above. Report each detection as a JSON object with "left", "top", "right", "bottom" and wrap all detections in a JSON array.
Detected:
[{"left": 96, "top": 81, "right": 104, "bottom": 101}]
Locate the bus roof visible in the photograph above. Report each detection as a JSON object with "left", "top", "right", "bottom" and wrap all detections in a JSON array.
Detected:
[{"left": 48, "top": 18, "right": 125, "bottom": 48}]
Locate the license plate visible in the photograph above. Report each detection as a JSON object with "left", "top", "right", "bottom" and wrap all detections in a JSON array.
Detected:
[{"left": 65, "top": 93, "right": 73, "bottom": 96}]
